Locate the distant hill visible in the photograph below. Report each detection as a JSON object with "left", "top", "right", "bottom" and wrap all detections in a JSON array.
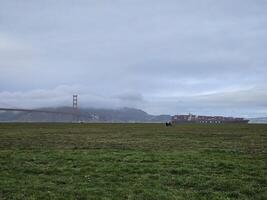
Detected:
[
  {"left": 0, "top": 107, "right": 171, "bottom": 123},
  {"left": 248, "top": 117, "right": 267, "bottom": 124}
]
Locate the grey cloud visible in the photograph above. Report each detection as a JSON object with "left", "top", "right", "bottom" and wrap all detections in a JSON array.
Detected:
[
  {"left": 142, "top": 87, "right": 267, "bottom": 117},
  {"left": 0, "top": 0, "right": 267, "bottom": 117},
  {"left": 115, "top": 93, "right": 144, "bottom": 102}
]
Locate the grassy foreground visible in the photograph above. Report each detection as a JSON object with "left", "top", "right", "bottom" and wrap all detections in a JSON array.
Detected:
[{"left": 0, "top": 123, "right": 266, "bottom": 200}]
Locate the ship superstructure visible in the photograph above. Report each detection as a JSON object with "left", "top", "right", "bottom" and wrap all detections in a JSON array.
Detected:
[{"left": 172, "top": 113, "right": 249, "bottom": 124}]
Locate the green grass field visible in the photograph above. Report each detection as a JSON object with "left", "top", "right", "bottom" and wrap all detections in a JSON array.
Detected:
[{"left": 0, "top": 123, "right": 266, "bottom": 199}]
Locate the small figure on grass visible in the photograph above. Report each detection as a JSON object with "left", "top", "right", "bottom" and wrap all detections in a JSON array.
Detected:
[{"left": 165, "top": 121, "right": 173, "bottom": 127}]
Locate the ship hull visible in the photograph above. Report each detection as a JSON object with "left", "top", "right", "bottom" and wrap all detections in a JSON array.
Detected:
[{"left": 172, "top": 120, "right": 249, "bottom": 124}]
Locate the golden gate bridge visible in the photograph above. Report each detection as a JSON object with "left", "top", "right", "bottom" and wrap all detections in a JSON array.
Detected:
[{"left": 0, "top": 95, "right": 81, "bottom": 121}]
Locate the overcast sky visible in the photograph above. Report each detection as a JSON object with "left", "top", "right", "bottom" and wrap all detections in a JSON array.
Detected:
[{"left": 0, "top": 0, "right": 267, "bottom": 117}]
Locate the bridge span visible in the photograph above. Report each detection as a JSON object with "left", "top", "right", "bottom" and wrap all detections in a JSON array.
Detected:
[
  {"left": 0, "top": 95, "right": 80, "bottom": 117},
  {"left": 0, "top": 107, "right": 78, "bottom": 116}
]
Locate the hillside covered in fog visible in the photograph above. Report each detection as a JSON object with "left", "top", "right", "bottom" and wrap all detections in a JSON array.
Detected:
[{"left": 0, "top": 107, "right": 171, "bottom": 123}]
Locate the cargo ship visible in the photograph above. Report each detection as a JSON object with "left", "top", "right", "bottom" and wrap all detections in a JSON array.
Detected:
[{"left": 172, "top": 113, "right": 249, "bottom": 124}]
